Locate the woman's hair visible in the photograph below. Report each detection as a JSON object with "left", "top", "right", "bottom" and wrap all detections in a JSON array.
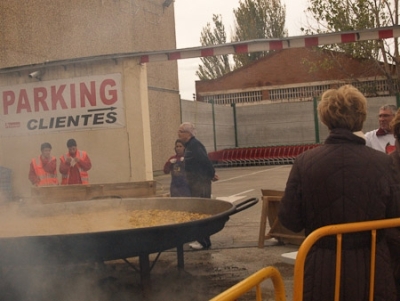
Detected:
[
  {"left": 175, "top": 139, "right": 185, "bottom": 146},
  {"left": 390, "top": 109, "right": 400, "bottom": 139},
  {"left": 318, "top": 84, "right": 367, "bottom": 131}
]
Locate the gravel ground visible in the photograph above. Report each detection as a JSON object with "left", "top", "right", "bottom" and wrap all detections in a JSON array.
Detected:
[{"left": 0, "top": 242, "right": 297, "bottom": 301}]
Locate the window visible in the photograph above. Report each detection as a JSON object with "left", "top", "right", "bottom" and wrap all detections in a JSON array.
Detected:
[
  {"left": 269, "top": 85, "right": 330, "bottom": 102},
  {"left": 203, "top": 91, "right": 262, "bottom": 105},
  {"left": 201, "top": 79, "right": 397, "bottom": 104}
]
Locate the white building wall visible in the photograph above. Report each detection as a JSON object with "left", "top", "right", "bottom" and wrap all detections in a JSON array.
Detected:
[
  {"left": 0, "top": 58, "right": 153, "bottom": 199},
  {"left": 0, "top": 0, "right": 181, "bottom": 200}
]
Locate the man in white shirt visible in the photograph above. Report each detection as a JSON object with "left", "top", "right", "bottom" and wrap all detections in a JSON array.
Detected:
[{"left": 365, "top": 104, "right": 397, "bottom": 153}]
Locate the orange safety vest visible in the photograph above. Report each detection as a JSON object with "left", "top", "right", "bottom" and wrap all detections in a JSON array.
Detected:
[
  {"left": 60, "top": 150, "right": 89, "bottom": 185},
  {"left": 31, "top": 156, "right": 59, "bottom": 186}
]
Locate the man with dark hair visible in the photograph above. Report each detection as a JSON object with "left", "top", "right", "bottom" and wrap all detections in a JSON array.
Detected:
[
  {"left": 365, "top": 104, "right": 397, "bottom": 153},
  {"left": 29, "top": 142, "right": 59, "bottom": 186},
  {"left": 59, "top": 139, "right": 91, "bottom": 185},
  {"left": 178, "top": 122, "right": 219, "bottom": 250}
]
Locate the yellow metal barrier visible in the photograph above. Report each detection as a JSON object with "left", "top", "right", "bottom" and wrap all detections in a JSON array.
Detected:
[
  {"left": 293, "top": 217, "right": 400, "bottom": 301},
  {"left": 211, "top": 217, "right": 400, "bottom": 301},
  {"left": 210, "top": 266, "right": 287, "bottom": 301}
]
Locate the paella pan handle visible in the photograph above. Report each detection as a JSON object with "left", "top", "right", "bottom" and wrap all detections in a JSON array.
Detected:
[{"left": 230, "top": 198, "right": 259, "bottom": 216}]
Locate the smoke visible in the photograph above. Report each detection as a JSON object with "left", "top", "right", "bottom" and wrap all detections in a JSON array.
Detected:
[
  {"left": 0, "top": 259, "right": 210, "bottom": 301},
  {"left": 0, "top": 202, "right": 117, "bottom": 301},
  {"left": 0, "top": 262, "right": 136, "bottom": 301},
  {"left": 0, "top": 198, "right": 226, "bottom": 300}
]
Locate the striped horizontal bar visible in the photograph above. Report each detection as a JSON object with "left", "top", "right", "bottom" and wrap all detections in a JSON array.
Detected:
[{"left": 139, "top": 26, "right": 400, "bottom": 63}]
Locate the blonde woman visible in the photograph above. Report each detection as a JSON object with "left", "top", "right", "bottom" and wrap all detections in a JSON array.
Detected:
[{"left": 279, "top": 85, "right": 400, "bottom": 301}]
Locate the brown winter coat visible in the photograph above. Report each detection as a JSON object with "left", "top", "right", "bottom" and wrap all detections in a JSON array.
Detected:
[
  {"left": 279, "top": 128, "right": 400, "bottom": 301},
  {"left": 389, "top": 143, "right": 400, "bottom": 299}
]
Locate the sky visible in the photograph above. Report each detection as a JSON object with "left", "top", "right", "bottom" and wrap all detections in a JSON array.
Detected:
[{"left": 174, "top": 0, "right": 310, "bottom": 100}]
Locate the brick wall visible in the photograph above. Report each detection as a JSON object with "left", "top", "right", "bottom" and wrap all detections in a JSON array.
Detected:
[{"left": 195, "top": 48, "right": 389, "bottom": 103}]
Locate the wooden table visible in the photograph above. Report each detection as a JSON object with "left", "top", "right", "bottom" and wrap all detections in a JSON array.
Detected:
[{"left": 258, "top": 189, "right": 305, "bottom": 248}]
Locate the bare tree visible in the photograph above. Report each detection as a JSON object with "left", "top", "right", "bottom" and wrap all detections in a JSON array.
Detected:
[
  {"left": 232, "top": 0, "right": 287, "bottom": 68},
  {"left": 303, "top": 0, "right": 400, "bottom": 94},
  {"left": 196, "top": 14, "right": 232, "bottom": 80},
  {"left": 196, "top": 0, "right": 287, "bottom": 80}
]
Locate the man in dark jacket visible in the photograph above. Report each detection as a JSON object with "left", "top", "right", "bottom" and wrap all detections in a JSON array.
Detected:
[
  {"left": 178, "top": 122, "right": 218, "bottom": 249},
  {"left": 278, "top": 85, "right": 400, "bottom": 301}
]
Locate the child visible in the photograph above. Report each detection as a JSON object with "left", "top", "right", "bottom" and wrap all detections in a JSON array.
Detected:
[{"left": 163, "top": 139, "right": 191, "bottom": 197}]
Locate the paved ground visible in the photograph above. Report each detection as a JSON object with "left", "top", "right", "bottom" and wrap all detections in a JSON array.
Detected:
[
  {"left": 0, "top": 165, "right": 299, "bottom": 301},
  {"left": 145, "top": 164, "right": 299, "bottom": 300}
]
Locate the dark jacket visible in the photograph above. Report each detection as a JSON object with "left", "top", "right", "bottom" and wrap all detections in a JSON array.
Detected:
[
  {"left": 390, "top": 141, "right": 400, "bottom": 168},
  {"left": 184, "top": 136, "right": 215, "bottom": 198},
  {"left": 389, "top": 143, "right": 400, "bottom": 300},
  {"left": 279, "top": 128, "right": 400, "bottom": 301}
]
